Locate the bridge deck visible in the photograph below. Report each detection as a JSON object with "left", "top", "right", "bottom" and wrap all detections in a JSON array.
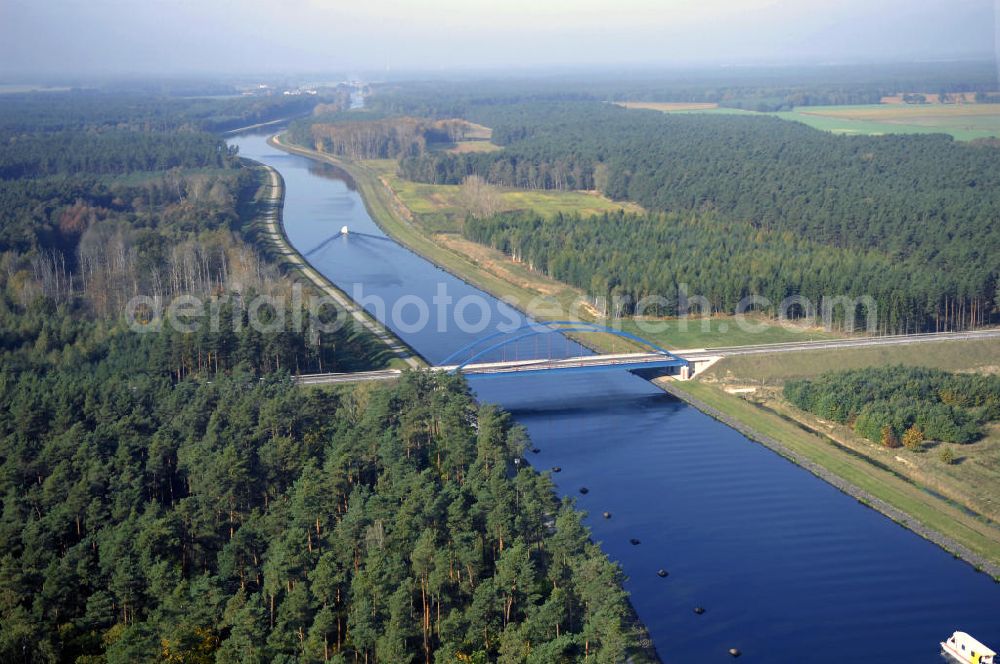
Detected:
[
  {"left": 438, "top": 352, "right": 687, "bottom": 376},
  {"left": 297, "top": 352, "right": 687, "bottom": 385},
  {"left": 295, "top": 330, "right": 1000, "bottom": 386}
]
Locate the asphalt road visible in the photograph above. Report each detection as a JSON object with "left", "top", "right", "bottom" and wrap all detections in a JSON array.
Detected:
[{"left": 294, "top": 329, "right": 1000, "bottom": 385}]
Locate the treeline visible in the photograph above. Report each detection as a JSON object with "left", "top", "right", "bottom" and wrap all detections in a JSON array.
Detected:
[
  {"left": 784, "top": 366, "right": 1000, "bottom": 446},
  {"left": 0, "top": 168, "right": 251, "bottom": 250},
  {"left": 367, "top": 61, "right": 998, "bottom": 115},
  {"left": 1, "top": 173, "right": 258, "bottom": 318},
  {"left": 288, "top": 113, "right": 475, "bottom": 160},
  {"left": 0, "top": 115, "right": 259, "bottom": 319},
  {"left": 0, "top": 87, "right": 389, "bottom": 374},
  {"left": 0, "top": 130, "right": 235, "bottom": 179},
  {"left": 464, "top": 209, "right": 989, "bottom": 333},
  {"left": 0, "top": 90, "right": 320, "bottom": 134},
  {"left": 399, "top": 103, "right": 998, "bottom": 331}
]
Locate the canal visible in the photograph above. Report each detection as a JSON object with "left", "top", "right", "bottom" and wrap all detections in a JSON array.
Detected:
[{"left": 232, "top": 130, "right": 999, "bottom": 663}]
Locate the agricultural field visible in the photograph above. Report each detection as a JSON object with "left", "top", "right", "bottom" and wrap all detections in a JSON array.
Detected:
[
  {"left": 428, "top": 120, "right": 502, "bottom": 153},
  {"left": 881, "top": 93, "right": 978, "bottom": 104},
  {"left": 774, "top": 104, "right": 1000, "bottom": 140},
  {"left": 622, "top": 100, "right": 1000, "bottom": 140},
  {"left": 440, "top": 140, "right": 502, "bottom": 153}
]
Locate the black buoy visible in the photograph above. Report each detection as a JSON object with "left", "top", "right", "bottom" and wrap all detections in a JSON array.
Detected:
[
  {"left": 693, "top": 607, "right": 705, "bottom": 615},
  {"left": 602, "top": 511, "right": 612, "bottom": 519},
  {"left": 728, "top": 648, "right": 741, "bottom": 658},
  {"left": 579, "top": 487, "right": 589, "bottom": 495},
  {"left": 630, "top": 538, "right": 641, "bottom": 545},
  {"left": 657, "top": 569, "right": 668, "bottom": 578},
  {"left": 531, "top": 448, "right": 541, "bottom": 454},
  {"left": 551, "top": 466, "right": 561, "bottom": 473}
]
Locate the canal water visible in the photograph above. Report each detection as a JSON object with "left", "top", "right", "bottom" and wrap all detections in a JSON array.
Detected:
[{"left": 232, "top": 130, "right": 999, "bottom": 663}]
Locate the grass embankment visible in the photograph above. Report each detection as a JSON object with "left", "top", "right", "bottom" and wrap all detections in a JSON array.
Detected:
[
  {"left": 274, "top": 139, "right": 578, "bottom": 312},
  {"left": 668, "top": 338, "right": 1000, "bottom": 570}
]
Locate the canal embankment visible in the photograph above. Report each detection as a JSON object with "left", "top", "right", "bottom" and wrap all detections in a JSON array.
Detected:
[{"left": 246, "top": 158, "right": 423, "bottom": 369}]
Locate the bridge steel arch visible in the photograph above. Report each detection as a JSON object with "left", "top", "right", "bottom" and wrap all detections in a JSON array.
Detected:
[{"left": 439, "top": 320, "right": 687, "bottom": 372}]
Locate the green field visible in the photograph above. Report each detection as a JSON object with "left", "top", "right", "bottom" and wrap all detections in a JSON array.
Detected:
[
  {"left": 774, "top": 105, "right": 1000, "bottom": 141},
  {"left": 365, "top": 159, "right": 642, "bottom": 234}
]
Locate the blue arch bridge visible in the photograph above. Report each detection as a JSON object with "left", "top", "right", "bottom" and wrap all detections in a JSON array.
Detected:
[{"left": 434, "top": 320, "right": 692, "bottom": 379}]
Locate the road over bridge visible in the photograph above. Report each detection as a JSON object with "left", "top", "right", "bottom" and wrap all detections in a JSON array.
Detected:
[{"left": 295, "top": 328, "right": 1000, "bottom": 386}]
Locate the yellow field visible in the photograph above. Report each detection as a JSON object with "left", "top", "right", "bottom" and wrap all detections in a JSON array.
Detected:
[
  {"left": 459, "top": 121, "right": 493, "bottom": 141},
  {"left": 880, "top": 93, "right": 980, "bottom": 104},
  {"left": 616, "top": 101, "right": 719, "bottom": 112},
  {"left": 799, "top": 104, "right": 1000, "bottom": 123},
  {"left": 442, "top": 141, "right": 502, "bottom": 154},
  {"left": 424, "top": 120, "right": 502, "bottom": 154}
]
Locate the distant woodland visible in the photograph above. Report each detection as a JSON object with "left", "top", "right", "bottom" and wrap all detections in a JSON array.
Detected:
[
  {"left": 0, "top": 91, "right": 319, "bottom": 134},
  {"left": 306, "top": 96, "right": 1000, "bottom": 333},
  {"left": 366, "top": 61, "right": 998, "bottom": 114},
  {"left": 287, "top": 114, "right": 474, "bottom": 160}
]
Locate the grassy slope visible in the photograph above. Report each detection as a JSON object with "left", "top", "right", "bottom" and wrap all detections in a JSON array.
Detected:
[
  {"left": 702, "top": 337, "right": 1000, "bottom": 384},
  {"left": 617, "top": 317, "right": 841, "bottom": 351},
  {"left": 673, "top": 339, "right": 1000, "bottom": 567}
]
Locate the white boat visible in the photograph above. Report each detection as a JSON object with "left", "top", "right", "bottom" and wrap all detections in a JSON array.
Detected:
[{"left": 942, "top": 631, "right": 995, "bottom": 664}]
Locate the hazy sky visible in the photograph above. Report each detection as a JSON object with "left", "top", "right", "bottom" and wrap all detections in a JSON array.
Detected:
[{"left": 1, "top": 0, "right": 996, "bottom": 77}]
